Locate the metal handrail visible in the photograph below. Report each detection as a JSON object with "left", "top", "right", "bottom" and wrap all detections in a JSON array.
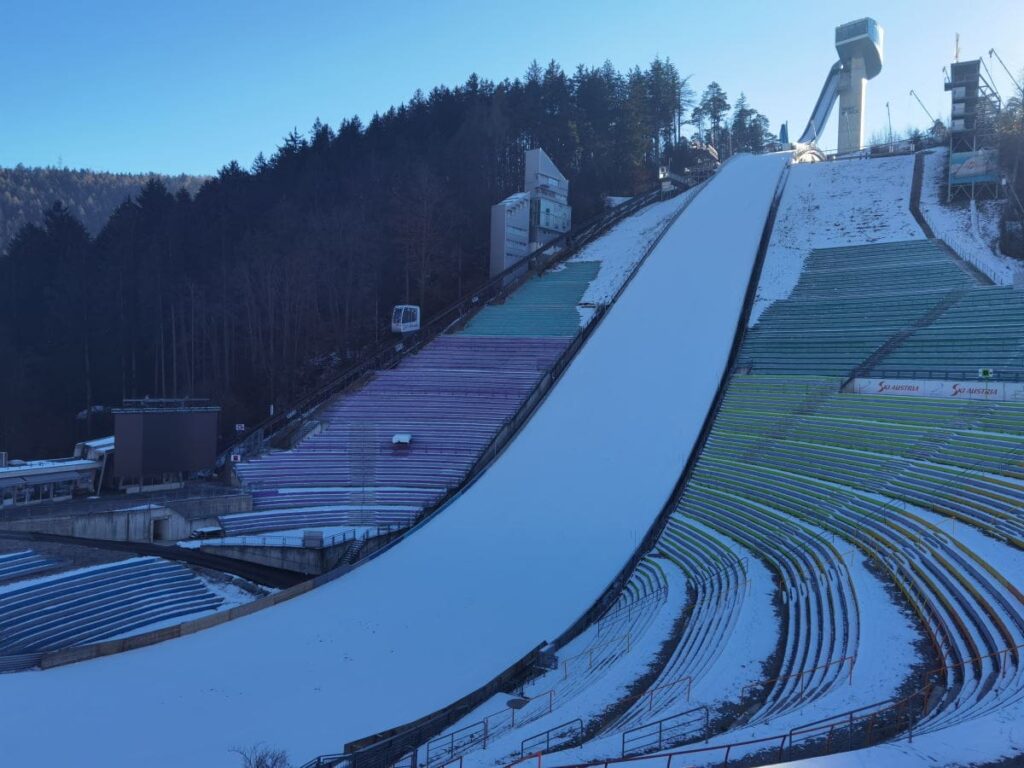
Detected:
[
  {"left": 195, "top": 529, "right": 357, "bottom": 549},
  {"left": 620, "top": 706, "right": 709, "bottom": 756},
  {"left": 520, "top": 719, "right": 583, "bottom": 756},
  {"left": 518, "top": 680, "right": 938, "bottom": 768}
]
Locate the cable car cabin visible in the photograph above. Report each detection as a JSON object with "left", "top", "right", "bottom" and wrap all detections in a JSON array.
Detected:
[{"left": 391, "top": 305, "right": 421, "bottom": 334}]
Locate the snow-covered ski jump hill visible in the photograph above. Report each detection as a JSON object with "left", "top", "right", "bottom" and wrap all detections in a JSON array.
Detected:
[{"left": 2, "top": 150, "right": 1024, "bottom": 768}]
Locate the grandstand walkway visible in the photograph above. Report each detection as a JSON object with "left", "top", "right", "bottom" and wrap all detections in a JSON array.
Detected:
[{"left": 0, "top": 153, "right": 789, "bottom": 768}]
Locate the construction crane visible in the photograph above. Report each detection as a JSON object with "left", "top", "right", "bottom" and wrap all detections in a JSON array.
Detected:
[
  {"left": 909, "top": 90, "right": 935, "bottom": 123},
  {"left": 989, "top": 48, "right": 1022, "bottom": 92}
]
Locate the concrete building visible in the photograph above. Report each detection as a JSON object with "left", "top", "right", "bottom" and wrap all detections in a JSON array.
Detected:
[
  {"left": 489, "top": 192, "right": 531, "bottom": 278},
  {"left": 0, "top": 457, "right": 101, "bottom": 507},
  {"left": 490, "top": 148, "right": 571, "bottom": 277}
]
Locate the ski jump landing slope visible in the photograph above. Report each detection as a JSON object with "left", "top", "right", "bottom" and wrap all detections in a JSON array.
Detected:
[{"left": 0, "top": 153, "right": 789, "bottom": 768}]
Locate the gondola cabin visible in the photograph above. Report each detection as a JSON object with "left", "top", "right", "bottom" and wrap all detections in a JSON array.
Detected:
[{"left": 391, "top": 305, "right": 421, "bottom": 334}]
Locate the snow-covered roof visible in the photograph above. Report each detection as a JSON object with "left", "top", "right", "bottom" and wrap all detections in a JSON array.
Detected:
[
  {"left": 0, "top": 458, "right": 100, "bottom": 488},
  {"left": 82, "top": 436, "right": 115, "bottom": 450}
]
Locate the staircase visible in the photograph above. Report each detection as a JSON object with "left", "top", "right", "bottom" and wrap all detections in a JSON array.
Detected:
[{"left": 846, "top": 287, "right": 968, "bottom": 382}]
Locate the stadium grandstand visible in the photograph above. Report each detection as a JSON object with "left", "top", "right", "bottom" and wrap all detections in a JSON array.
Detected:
[
  {"left": 2, "top": 39, "right": 1024, "bottom": 768},
  {"left": 227, "top": 189, "right": 703, "bottom": 540}
]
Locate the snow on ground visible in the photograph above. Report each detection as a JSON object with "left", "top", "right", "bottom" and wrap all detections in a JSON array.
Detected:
[
  {"left": 918, "top": 147, "right": 1018, "bottom": 285},
  {"left": 569, "top": 551, "right": 916, "bottom": 765},
  {"left": 677, "top": 494, "right": 1021, "bottom": 768},
  {"left": 455, "top": 564, "right": 691, "bottom": 768},
  {"left": 545, "top": 546, "right": 778, "bottom": 766},
  {"left": 571, "top": 185, "right": 703, "bottom": 311},
  {"left": 751, "top": 155, "right": 924, "bottom": 325},
  {"left": 763, "top": 700, "right": 1024, "bottom": 767},
  {"left": 0, "top": 154, "right": 787, "bottom": 768},
  {"left": 543, "top": 516, "right": 920, "bottom": 768}
]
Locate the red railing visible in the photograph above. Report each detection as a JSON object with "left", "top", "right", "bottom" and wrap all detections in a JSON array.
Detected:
[{"left": 639, "top": 676, "right": 692, "bottom": 712}]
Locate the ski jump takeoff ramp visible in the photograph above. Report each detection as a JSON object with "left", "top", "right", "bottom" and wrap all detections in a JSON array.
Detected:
[{"left": 0, "top": 153, "right": 790, "bottom": 767}]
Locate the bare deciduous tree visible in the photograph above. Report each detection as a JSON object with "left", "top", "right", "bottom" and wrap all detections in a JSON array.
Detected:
[{"left": 230, "top": 743, "right": 291, "bottom": 768}]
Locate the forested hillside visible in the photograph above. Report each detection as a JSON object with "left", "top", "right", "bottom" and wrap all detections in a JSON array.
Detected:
[
  {"left": 0, "top": 59, "right": 775, "bottom": 457},
  {"left": 0, "top": 167, "right": 206, "bottom": 255}
]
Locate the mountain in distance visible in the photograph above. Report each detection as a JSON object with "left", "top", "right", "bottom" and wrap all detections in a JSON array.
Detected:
[{"left": 0, "top": 164, "right": 207, "bottom": 254}]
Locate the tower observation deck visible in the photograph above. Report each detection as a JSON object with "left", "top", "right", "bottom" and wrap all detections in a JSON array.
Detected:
[{"left": 799, "top": 18, "right": 884, "bottom": 153}]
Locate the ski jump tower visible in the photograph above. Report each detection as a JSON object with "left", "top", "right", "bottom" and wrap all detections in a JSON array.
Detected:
[{"left": 800, "top": 18, "right": 884, "bottom": 154}]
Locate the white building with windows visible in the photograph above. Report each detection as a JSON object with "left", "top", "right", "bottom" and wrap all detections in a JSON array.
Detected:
[{"left": 489, "top": 148, "right": 571, "bottom": 277}]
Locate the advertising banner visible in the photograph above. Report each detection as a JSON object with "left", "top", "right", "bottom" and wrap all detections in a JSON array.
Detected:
[
  {"left": 851, "top": 378, "right": 1021, "bottom": 401},
  {"left": 949, "top": 150, "right": 1001, "bottom": 185}
]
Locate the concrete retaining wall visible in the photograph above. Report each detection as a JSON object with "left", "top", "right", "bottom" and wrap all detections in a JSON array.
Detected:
[
  {"left": 3, "top": 505, "right": 192, "bottom": 542},
  {"left": 0, "top": 492, "right": 250, "bottom": 542},
  {"left": 200, "top": 538, "right": 357, "bottom": 576}
]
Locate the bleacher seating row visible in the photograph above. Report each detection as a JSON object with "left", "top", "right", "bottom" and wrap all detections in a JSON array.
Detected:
[
  {"left": 0, "top": 550, "right": 59, "bottom": 584},
  {"left": 234, "top": 259, "right": 606, "bottom": 536},
  {"left": 0, "top": 557, "right": 222, "bottom": 657},
  {"left": 740, "top": 240, "right": 975, "bottom": 376},
  {"left": 236, "top": 336, "right": 567, "bottom": 517},
  {"left": 676, "top": 483, "right": 859, "bottom": 726},
  {"left": 698, "top": 236, "right": 1024, "bottom": 749},
  {"left": 459, "top": 262, "right": 600, "bottom": 337},
  {"left": 716, "top": 375, "right": 1024, "bottom": 548},
  {"left": 418, "top": 557, "right": 676, "bottom": 767},
  {"left": 609, "top": 519, "right": 752, "bottom": 734},
  {"left": 870, "top": 286, "right": 1024, "bottom": 377}
]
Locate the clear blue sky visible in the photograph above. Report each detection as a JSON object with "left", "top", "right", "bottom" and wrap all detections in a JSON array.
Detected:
[{"left": 2, "top": 0, "right": 1021, "bottom": 175}]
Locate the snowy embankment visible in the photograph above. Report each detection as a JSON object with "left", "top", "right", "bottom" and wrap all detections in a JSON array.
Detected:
[
  {"left": 571, "top": 184, "right": 703, "bottom": 317},
  {"left": 918, "top": 147, "right": 1018, "bottom": 285},
  {"left": 751, "top": 155, "right": 923, "bottom": 325},
  {"left": 0, "top": 153, "right": 788, "bottom": 768}
]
